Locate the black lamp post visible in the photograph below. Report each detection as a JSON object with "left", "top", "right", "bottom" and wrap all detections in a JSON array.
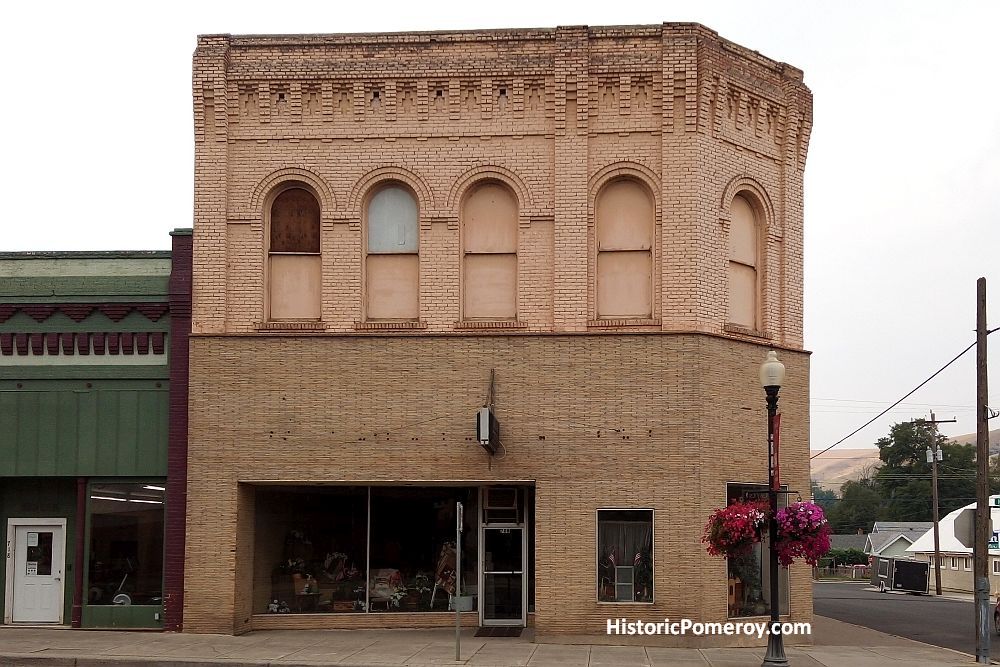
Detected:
[{"left": 759, "top": 350, "right": 788, "bottom": 667}]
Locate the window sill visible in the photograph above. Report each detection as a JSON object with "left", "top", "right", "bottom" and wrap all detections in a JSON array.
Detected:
[
  {"left": 455, "top": 320, "right": 527, "bottom": 330},
  {"left": 723, "top": 323, "right": 770, "bottom": 339},
  {"left": 587, "top": 318, "right": 660, "bottom": 329},
  {"left": 257, "top": 321, "right": 325, "bottom": 331},
  {"left": 354, "top": 320, "right": 427, "bottom": 331}
]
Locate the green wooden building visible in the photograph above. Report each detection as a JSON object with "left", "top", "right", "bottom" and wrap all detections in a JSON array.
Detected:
[{"left": 0, "top": 231, "right": 191, "bottom": 629}]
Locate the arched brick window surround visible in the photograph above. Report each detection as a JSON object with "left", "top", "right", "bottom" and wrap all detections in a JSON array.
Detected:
[
  {"left": 262, "top": 180, "right": 324, "bottom": 321},
  {"left": 448, "top": 165, "right": 532, "bottom": 213},
  {"left": 350, "top": 166, "right": 434, "bottom": 216},
  {"left": 361, "top": 180, "right": 422, "bottom": 321},
  {"left": 719, "top": 176, "right": 776, "bottom": 238},
  {"left": 460, "top": 180, "right": 520, "bottom": 321},
  {"left": 719, "top": 176, "right": 775, "bottom": 335},
  {"left": 251, "top": 167, "right": 335, "bottom": 223},
  {"left": 588, "top": 162, "right": 661, "bottom": 321}
]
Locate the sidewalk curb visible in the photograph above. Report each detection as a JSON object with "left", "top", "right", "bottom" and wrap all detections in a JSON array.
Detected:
[
  {"left": 0, "top": 658, "right": 481, "bottom": 667},
  {"left": 814, "top": 614, "right": 986, "bottom": 664}
]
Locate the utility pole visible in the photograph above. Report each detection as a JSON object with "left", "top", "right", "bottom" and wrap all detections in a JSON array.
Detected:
[
  {"left": 974, "top": 277, "right": 990, "bottom": 664},
  {"left": 921, "top": 412, "right": 955, "bottom": 597}
]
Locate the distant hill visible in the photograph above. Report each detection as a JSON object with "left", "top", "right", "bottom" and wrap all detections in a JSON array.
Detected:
[
  {"left": 810, "top": 429, "right": 1000, "bottom": 493},
  {"left": 948, "top": 428, "right": 1000, "bottom": 454},
  {"left": 810, "top": 448, "right": 880, "bottom": 492}
]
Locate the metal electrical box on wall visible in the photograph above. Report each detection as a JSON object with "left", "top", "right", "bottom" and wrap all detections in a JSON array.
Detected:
[{"left": 477, "top": 407, "right": 499, "bottom": 455}]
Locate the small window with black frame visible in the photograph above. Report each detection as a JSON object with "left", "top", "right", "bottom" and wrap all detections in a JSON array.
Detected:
[{"left": 597, "top": 509, "right": 653, "bottom": 603}]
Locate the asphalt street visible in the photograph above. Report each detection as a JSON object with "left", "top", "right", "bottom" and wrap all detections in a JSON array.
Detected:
[{"left": 814, "top": 580, "right": 1000, "bottom": 659}]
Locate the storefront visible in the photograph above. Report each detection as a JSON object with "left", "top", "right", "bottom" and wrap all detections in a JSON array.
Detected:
[
  {"left": 83, "top": 481, "right": 166, "bottom": 626},
  {"left": 0, "top": 232, "right": 191, "bottom": 630},
  {"left": 253, "top": 485, "right": 533, "bottom": 627}
]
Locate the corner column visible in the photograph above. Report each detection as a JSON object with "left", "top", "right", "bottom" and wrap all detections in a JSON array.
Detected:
[
  {"left": 552, "top": 26, "right": 589, "bottom": 331},
  {"left": 164, "top": 228, "right": 193, "bottom": 631}
]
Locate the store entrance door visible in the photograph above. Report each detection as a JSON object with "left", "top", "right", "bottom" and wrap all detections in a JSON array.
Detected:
[
  {"left": 5, "top": 520, "right": 66, "bottom": 624},
  {"left": 481, "top": 526, "right": 525, "bottom": 626}
]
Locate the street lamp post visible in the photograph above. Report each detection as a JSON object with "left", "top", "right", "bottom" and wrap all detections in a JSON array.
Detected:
[{"left": 760, "top": 350, "right": 788, "bottom": 667}]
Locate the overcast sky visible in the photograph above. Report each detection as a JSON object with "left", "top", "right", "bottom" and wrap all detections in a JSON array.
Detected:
[{"left": 2, "top": 1, "right": 998, "bottom": 456}]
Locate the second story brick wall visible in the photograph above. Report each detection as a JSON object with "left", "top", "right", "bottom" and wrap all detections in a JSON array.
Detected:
[{"left": 192, "top": 23, "right": 812, "bottom": 348}]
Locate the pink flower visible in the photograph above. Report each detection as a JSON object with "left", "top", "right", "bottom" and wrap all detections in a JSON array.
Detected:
[
  {"left": 774, "top": 501, "right": 831, "bottom": 566},
  {"left": 703, "top": 501, "right": 769, "bottom": 558}
]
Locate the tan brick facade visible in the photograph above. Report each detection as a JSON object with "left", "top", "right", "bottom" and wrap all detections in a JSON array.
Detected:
[{"left": 186, "top": 23, "right": 813, "bottom": 645}]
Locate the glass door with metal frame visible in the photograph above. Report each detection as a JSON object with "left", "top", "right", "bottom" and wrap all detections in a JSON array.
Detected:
[{"left": 481, "top": 526, "right": 524, "bottom": 625}]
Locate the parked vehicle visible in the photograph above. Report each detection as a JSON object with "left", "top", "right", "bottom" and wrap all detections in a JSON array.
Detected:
[{"left": 870, "top": 556, "right": 929, "bottom": 594}]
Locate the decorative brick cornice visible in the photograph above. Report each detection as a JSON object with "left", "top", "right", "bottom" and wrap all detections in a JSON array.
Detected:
[
  {"left": 0, "top": 331, "right": 166, "bottom": 356},
  {"left": 0, "top": 302, "right": 169, "bottom": 325}
]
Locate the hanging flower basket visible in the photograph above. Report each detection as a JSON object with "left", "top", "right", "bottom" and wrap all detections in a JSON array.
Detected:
[
  {"left": 774, "top": 501, "right": 831, "bottom": 566},
  {"left": 702, "top": 500, "right": 768, "bottom": 558}
]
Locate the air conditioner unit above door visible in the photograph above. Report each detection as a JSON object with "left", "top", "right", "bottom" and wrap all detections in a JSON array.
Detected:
[{"left": 483, "top": 487, "right": 520, "bottom": 524}]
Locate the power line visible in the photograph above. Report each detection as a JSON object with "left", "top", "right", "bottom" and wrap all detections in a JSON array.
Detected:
[
  {"left": 810, "top": 340, "right": 978, "bottom": 460},
  {"left": 811, "top": 398, "right": 975, "bottom": 409}
]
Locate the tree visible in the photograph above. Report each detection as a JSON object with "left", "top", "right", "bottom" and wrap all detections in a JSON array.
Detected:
[
  {"left": 825, "top": 479, "right": 880, "bottom": 534},
  {"left": 810, "top": 479, "right": 837, "bottom": 512},
  {"left": 873, "top": 420, "right": 985, "bottom": 521}
]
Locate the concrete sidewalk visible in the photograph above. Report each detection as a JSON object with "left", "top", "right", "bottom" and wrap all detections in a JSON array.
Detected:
[{"left": 0, "top": 616, "right": 977, "bottom": 666}]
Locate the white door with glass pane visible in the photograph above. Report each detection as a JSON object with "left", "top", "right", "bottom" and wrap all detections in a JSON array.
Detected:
[{"left": 5, "top": 520, "right": 65, "bottom": 624}]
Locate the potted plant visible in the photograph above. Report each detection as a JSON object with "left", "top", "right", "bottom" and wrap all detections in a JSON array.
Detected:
[
  {"left": 389, "top": 585, "right": 408, "bottom": 609},
  {"left": 405, "top": 573, "right": 432, "bottom": 610}
]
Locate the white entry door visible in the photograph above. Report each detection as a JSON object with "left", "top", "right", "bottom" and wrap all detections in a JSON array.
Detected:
[{"left": 7, "top": 521, "right": 65, "bottom": 623}]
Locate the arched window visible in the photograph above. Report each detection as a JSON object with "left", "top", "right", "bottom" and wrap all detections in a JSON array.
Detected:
[
  {"left": 366, "top": 185, "right": 419, "bottom": 320},
  {"left": 463, "top": 182, "right": 518, "bottom": 320},
  {"left": 268, "top": 187, "right": 321, "bottom": 320},
  {"left": 596, "top": 179, "right": 654, "bottom": 318},
  {"left": 728, "top": 194, "right": 759, "bottom": 329}
]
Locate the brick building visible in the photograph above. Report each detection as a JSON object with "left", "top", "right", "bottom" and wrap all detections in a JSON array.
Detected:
[
  {"left": 186, "top": 23, "right": 813, "bottom": 645},
  {"left": 0, "top": 231, "right": 191, "bottom": 630}
]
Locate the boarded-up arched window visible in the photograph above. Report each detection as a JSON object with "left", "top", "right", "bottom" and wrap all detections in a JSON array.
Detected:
[
  {"left": 268, "top": 187, "right": 321, "bottom": 320},
  {"left": 463, "top": 182, "right": 517, "bottom": 320},
  {"left": 366, "top": 185, "right": 419, "bottom": 320},
  {"left": 728, "top": 194, "right": 759, "bottom": 329},
  {"left": 596, "top": 179, "right": 654, "bottom": 318}
]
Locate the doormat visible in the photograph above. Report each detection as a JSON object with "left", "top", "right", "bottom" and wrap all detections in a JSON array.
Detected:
[{"left": 475, "top": 626, "right": 524, "bottom": 637}]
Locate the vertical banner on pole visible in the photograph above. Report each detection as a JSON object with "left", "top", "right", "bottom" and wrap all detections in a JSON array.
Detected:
[{"left": 773, "top": 414, "right": 781, "bottom": 490}]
